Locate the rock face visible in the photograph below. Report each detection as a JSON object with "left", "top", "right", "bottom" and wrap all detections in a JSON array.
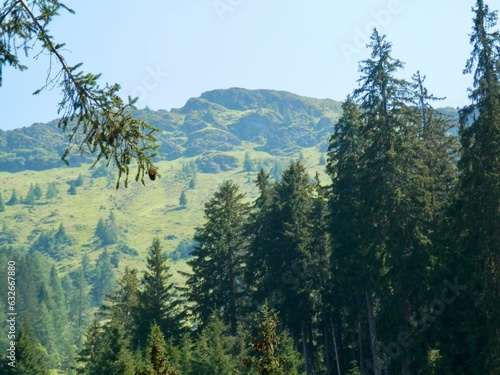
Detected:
[
  {"left": 1, "top": 88, "right": 346, "bottom": 173},
  {"left": 195, "top": 153, "right": 239, "bottom": 173}
]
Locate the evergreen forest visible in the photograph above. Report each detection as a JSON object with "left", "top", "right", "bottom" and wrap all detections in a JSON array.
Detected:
[{"left": 0, "top": 1, "right": 499, "bottom": 374}]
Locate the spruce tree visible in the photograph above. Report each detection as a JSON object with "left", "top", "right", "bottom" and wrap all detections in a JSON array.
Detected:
[
  {"left": 46, "top": 182, "right": 59, "bottom": 199},
  {"left": 135, "top": 322, "right": 179, "bottom": 375},
  {"left": 6, "top": 188, "right": 18, "bottom": 205},
  {"left": 244, "top": 304, "right": 290, "bottom": 375},
  {"left": 179, "top": 190, "right": 187, "bottom": 208},
  {"left": 0, "top": 192, "right": 4, "bottom": 212},
  {"left": 16, "top": 319, "right": 50, "bottom": 375},
  {"left": 440, "top": 1, "right": 500, "bottom": 373},
  {"left": 184, "top": 181, "right": 250, "bottom": 335},
  {"left": 102, "top": 267, "right": 140, "bottom": 339},
  {"left": 134, "top": 238, "right": 182, "bottom": 347}
]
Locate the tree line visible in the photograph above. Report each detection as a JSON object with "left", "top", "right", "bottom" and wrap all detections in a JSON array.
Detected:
[{"left": 1, "top": 1, "right": 498, "bottom": 374}]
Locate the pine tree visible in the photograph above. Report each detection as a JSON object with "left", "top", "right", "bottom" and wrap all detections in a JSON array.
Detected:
[
  {"left": 135, "top": 322, "right": 179, "bottom": 375},
  {"left": 0, "top": 192, "right": 4, "bottom": 212},
  {"left": 134, "top": 238, "right": 182, "bottom": 348},
  {"left": 183, "top": 181, "right": 250, "bottom": 335},
  {"left": 16, "top": 319, "right": 50, "bottom": 375}
]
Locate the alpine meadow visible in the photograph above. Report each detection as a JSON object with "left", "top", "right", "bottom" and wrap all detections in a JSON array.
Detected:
[{"left": 0, "top": 1, "right": 499, "bottom": 375}]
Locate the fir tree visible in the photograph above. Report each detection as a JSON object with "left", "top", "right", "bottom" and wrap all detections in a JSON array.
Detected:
[
  {"left": 134, "top": 238, "right": 182, "bottom": 347},
  {"left": 439, "top": 1, "right": 500, "bottom": 373},
  {"left": 0, "top": 192, "right": 4, "bottom": 212},
  {"left": 46, "top": 182, "right": 59, "bottom": 199},
  {"left": 179, "top": 190, "right": 187, "bottom": 208},
  {"left": 135, "top": 322, "right": 179, "bottom": 375},
  {"left": 16, "top": 319, "right": 50, "bottom": 375},
  {"left": 183, "top": 181, "right": 250, "bottom": 335},
  {"left": 6, "top": 188, "right": 19, "bottom": 205}
]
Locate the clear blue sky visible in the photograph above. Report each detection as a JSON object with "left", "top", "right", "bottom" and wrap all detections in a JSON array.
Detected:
[{"left": 0, "top": 0, "right": 492, "bottom": 130}]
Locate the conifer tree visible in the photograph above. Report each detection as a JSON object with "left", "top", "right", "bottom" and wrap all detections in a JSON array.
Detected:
[
  {"left": 190, "top": 316, "right": 240, "bottom": 375},
  {"left": 135, "top": 322, "right": 179, "bottom": 375},
  {"left": 184, "top": 181, "right": 250, "bottom": 335},
  {"left": 244, "top": 304, "right": 289, "bottom": 375},
  {"left": 16, "top": 319, "right": 50, "bottom": 375},
  {"left": 0, "top": 192, "right": 4, "bottom": 212},
  {"left": 102, "top": 267, "right": 140, "bottom": 339},
  {"left": 179, "top": 190, "right": 187, "bottom": 208},
  {"left": 439, "top": 1, "right": 500, "bottom": 373},
  {"left": 6, "top": 188, "right": 19, "bottom": 205},
  {"left": 46, "top": 182, "right": 59, "bottom": 199},
  {"left": 134, "top": 238, "right": 182, "bottom": 347}
]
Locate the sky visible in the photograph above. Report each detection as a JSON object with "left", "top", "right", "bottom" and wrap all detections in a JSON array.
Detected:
[{"left": 0, "top": 0, "right": 495, "bottom": 131}]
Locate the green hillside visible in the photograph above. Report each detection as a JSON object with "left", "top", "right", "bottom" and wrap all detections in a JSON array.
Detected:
[{"left": 0, "top": 88, "right": 341, "bottom": 280}]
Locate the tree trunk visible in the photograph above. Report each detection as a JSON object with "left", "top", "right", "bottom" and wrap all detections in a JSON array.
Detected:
[
  {"left": 324, "top": 324, "right": 332, "bottom": 375},
  {"left": 302, "top": 323, "right": 310, "bottom": 375},
  {"left": 366, "top": 292, "right": 381, "bottom": 375},
  {"left": 330, "top": 317, "right": 342, "bottom": 375},
  {"left": 358, "top": 326, "right": 365, "bottom": 374}
]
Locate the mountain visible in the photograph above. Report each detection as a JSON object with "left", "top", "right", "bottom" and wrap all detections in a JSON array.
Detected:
[{"left": 0, "top": 88, "right": 343, "bottom": 173}]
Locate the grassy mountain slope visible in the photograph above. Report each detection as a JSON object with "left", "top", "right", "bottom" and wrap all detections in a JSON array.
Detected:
[{"left": 0, "top": 88, "right": 342, "bottom": 281}]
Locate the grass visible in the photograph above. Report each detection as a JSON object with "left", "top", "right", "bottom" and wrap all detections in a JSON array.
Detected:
[{"left": 0, "top": 146, "right": 329, "bottom": 285}]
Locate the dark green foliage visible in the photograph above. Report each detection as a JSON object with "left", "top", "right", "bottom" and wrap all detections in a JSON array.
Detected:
[
  {"left": 6, "top": 188, "right": 19, "bottom": 205},
  {"left": 134, "top": 238, "right": 182, "bottom": 347},
  {"left": 30, "top": 224, "right": 73, "bottom": 260},
  {"left": 91, "top": 250, "right": 116, "bottom": 306},
  {"left": 94, "top": 213, "right": 119, "bottom": 246},
  {"left": 190, "top": 316, "right": 244, "bottom": 375},
  {"left": 184, "top": 181, "right": 250, "bottom": 334},
  {"left": 135, "top": 322, "right": 179, "bottom": 375},
  {"left": 33, "top": 183, "right": 43, "bottom": 200},
  {"left": 437, "top": 1, "right": 500, "bottom": 373},
  {"left": 179, "top": 190, "right": 187, "bottom": 208},
  {"left": 0, "top": 192, "right": 4, "bottom": 211},
  {"left": 76, "top": 319, "right": 134, "bottom": 375},
  {"left": 101, "top": 267, "right": 140, "bottom": 339},
  {"left": 16, "top": 320, "right": 50, "bottom": 375},
  {"left": 67, "top": 182, "right": 77, "bottom": 195},
  {"left": 45, "top": 182, "right": 59, "bottom": 199},
  {"left": 244, "top": 304, "right": 302, "bottom": 375}
]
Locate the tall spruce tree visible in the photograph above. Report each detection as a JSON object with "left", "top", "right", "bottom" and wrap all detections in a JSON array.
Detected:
[
  {"left": 246, "top": 162, "right": 316, "bottom": 373},
  {"left": 184, "top": 181, "right": 250, "bottom": 335},
  {"left": 102, "top": 267, "right": 140, "bottom": 339},
  {"left": 134, "top": 238, "right": 182, "bottom": 347},
  {"left": 439, "top": 1, "right": 500, "bottom": 373}
]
